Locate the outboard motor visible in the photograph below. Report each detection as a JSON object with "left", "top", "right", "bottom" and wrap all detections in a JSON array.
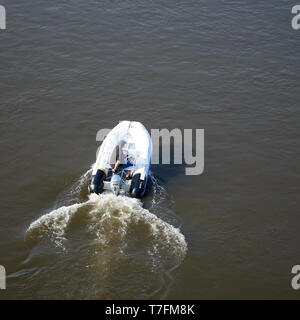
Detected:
[
  {"left": 110, "top": 174, "right": 121, "bottom": 195},
  {"left": 88, "top": 169, "right": 106, "bottom": 194}
]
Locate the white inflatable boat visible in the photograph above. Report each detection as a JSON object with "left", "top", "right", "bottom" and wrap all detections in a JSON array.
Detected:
[{"left": 88, "top": 121, "right": 152, "bottom": 198}]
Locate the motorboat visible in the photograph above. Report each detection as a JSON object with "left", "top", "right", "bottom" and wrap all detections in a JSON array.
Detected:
[{"left": 88, "top": 121, "right": 152, "bottom": 198}]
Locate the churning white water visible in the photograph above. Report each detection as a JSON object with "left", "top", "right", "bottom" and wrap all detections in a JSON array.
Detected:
[{"left": 24, "top": 169, "right": 187, "bottom": 299}]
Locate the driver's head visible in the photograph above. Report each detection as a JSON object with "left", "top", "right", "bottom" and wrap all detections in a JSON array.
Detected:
[{"left": 119, "top": 140, "right": 127, "bottom": 150}]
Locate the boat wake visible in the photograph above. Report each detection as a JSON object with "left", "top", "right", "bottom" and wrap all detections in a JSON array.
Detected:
[{"left": 24, "top": 168, "right": 187, "bottom": 299}]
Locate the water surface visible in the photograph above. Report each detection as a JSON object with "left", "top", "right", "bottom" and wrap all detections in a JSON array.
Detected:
[{"left": 0, "top": 0, "right": 299, "bottom": 299}]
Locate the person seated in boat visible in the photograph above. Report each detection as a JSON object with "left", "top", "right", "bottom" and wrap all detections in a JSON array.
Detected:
[{"left": 110, "top": 140, "right": 134, "bottom": 179}]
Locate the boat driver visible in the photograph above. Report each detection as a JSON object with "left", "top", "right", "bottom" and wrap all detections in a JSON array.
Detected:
[{"left": 110, "top": 140, "right": 134, "bottom": 179}]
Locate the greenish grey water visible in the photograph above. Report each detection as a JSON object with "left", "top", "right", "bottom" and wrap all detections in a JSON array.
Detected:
[{"left": 0, "top": 0, "right": 299, "bottom": 299}]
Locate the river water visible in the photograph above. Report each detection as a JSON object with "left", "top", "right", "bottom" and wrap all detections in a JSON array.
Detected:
[{"left": 0, "top": 0, "right": 299, "bottom": 299}]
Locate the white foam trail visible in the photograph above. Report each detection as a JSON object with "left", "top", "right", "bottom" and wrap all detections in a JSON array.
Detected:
[
  {"left": 87, "top": 193, "right": 187, "bottom": 266},
  {"left": 25, "top": 168, "right": 188, "bottom": 299},
  {"left": 26, "top": 202, "right": 88, "bottom": 244},
  {"left": 26, "top": 193, "right": 187, "bottom": 264}
]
